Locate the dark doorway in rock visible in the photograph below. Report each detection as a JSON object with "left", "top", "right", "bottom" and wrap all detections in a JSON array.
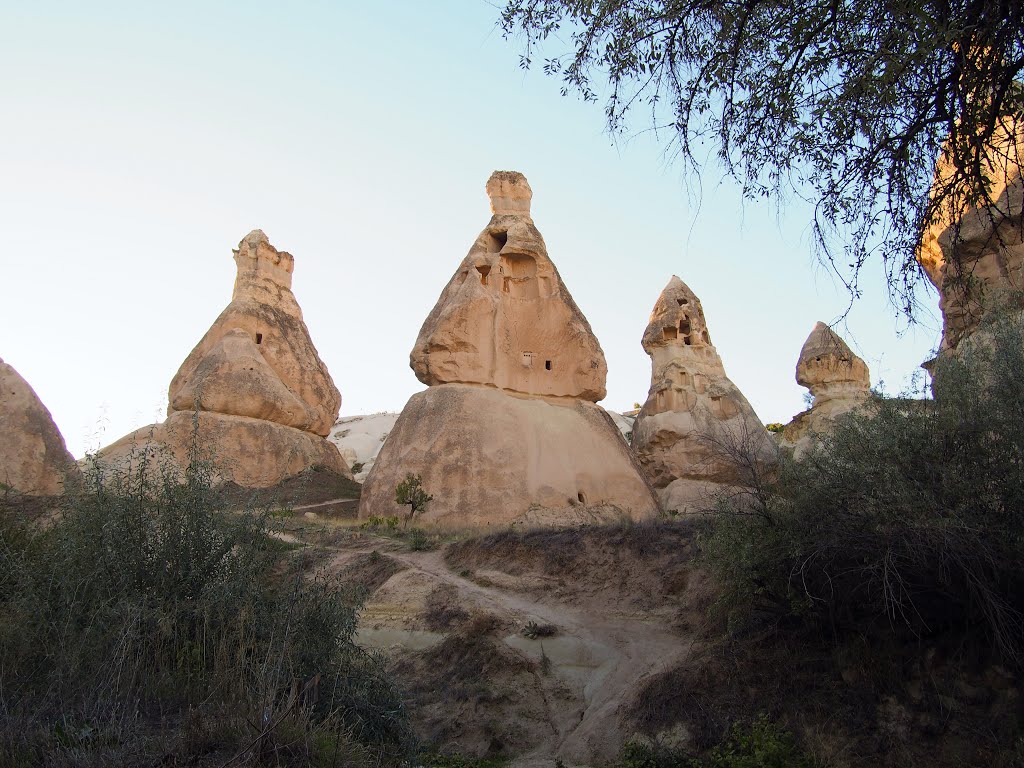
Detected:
[
  {"left": 256, "top": 333, "right": 263, "bottom": 345},
  {"left": 578, "top": 492, "right": 587, "bottom": 504},
  {"left": 545, "top": 360, "right": 552, "bottom": 370}
]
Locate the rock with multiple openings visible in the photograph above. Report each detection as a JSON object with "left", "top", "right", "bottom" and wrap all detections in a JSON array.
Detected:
[
  {"left": 96, "top": 231, "right": 348, "bottom": 487},
  {"left": 359, "top": 171, "right": 658, "bottom": 528},
  {"left": 0, "top": 357, "right": 80, "bottom": 495},
  {"left": 779, "top": 322, "right": 871, "bottom": 458},
  {"left": 631, "top": 276, "right": 776, "bottom": 513},
  {"left": 917, "top": 119, "right": 1024, "bottom": 356}
]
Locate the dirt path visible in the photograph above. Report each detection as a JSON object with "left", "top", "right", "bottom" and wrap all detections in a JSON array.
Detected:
[{"left": 334, "top": 541, "right": 696, "bottom": 766}]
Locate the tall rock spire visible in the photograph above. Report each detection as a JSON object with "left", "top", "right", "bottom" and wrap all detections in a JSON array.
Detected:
[
  {"left": 96, "top": 231, "right": 348, "bottom": 487},
  {"left": 632, "top": 276, "right": 776, "bottom": 513},
  {"left": 360, "top": 172, "right": 657, "bottom": 529}
]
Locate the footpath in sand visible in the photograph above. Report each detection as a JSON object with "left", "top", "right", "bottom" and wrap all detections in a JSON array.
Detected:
[{"left": 289, "top": 519, "right": 714, "bottom": 767}]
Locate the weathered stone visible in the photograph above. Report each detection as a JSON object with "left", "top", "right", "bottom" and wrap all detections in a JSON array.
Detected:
[
  {"left": 96, "top": 231, "right": 348, "bottom": 486},
  {"left": 169, "top": 230, "right": 340, "bottom": 436},
  {"left": 917, "top": 118, "right": 1024, "bottom": 355},
  {"left": 411, "top": 172, "right": 607, "bottom": 401},
  {"left": 361, "top": 172, "right": 657, "bottom": 528},
  {"left": 632, "top": 276, "right": 777, "bottom": 513},
  {"left": 780, "top": 322, "right": 871, "bottom": 458},
  {"left": 98, "top": 411, "right": 347, "bottom": 488},
  {"left": 360, "top": 384, "right": 657, "bottom": 528},
  {"left": 0, "top": 357, "right": 80, "bottom": 495}
]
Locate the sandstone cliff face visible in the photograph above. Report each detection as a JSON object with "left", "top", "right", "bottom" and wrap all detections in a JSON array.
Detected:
[
  {"left": 96, "top": 231, "right": 348, "bottom": 487},
  {"left": 917, "top": 118, "right": 1024, "bottom": 354},
  {"left": 411, "top": 172, "right": 607, "bottom": 402},
  {"left": 0, "top": 357, "right": 80, "bottom": 495},
  {"left": 780, "top": 322, "right": 871, "bottom": 458},
  {"left": 360, "top": 172, "right": 658, "bottom": 528},
  {"left": 631, "top": 277, "right": 776, "bottom": 513}
]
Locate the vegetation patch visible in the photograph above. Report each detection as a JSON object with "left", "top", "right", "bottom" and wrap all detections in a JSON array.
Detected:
[{"left": 0, "top": 450, "right": 411, "bottom": 766}]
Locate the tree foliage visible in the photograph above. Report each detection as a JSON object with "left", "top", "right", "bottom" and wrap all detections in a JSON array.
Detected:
[{"left": 500, "top": 0, "right": 1024, "bottom": 315}]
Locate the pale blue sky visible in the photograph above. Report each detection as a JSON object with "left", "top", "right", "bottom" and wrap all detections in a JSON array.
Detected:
[{"left": 0, "top": 1, "right": 939, "bottom": 458}]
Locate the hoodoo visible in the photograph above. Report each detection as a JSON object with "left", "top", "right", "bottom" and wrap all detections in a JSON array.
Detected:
[
  {"left": 359, "top": 171, "right": 658, "bottom": 528},
  {"left": 0, "top": 357, "right": 80, "bottom": 496},
  {"left": 631, "top": 276, "right": 776, "bottom": 513},
  {"left": 95, "top": 231, "right": 348, "bottom": 486},
  {"left": 780, "top": 322, "right": 872, "bottom": 458}
]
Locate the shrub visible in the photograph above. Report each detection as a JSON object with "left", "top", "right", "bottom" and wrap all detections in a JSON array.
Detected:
[
  {"left": 395, "top": 473, "right": 433, "bottom": 526},
  {"left": 615, "top": 716, "right": 813, "bottom": 768},
  {"left": 701, "top": 315, "right": 1024, "bottom": 664},
  {"left": 0, "top": 446, "right": 413, "bottom": 765}
]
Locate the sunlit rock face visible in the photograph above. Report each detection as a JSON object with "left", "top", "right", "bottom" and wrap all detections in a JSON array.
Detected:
[
  {"left": 95, "top": 231, "right": 348, "bottom": 487},
  {"left": 0, "top": 357, "right": 81, "bottom": 496},
  {"left": 917, "top": 118, "right": 1024, "bottom": 356},
  {"left": 360, "top": 171, "right": 658, "bottom": 529},
  {"left": 780, "top": 322, "right": 871, "bottom": 458},
  {"left": 410, "top": 171, "right": 607, "bottom": 402},
  {"left": 631, "top": 276, "right": 777, "bottom": 514}
]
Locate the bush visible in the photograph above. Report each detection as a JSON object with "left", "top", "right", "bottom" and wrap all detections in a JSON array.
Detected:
[
  {"left": 0, "top": 446, "right": 413, "bottom": 765},
  {"left": 701, "top": 315, "right": 1024, "bottom": 664},
  {"left": 615, "top": 716, "right": 814, "bottom": 768}
]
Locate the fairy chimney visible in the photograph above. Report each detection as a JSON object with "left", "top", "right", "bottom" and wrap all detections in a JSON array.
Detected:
[
  {"left": 780, "top": 322, "right": 872, "bottom": 458},
  {"left": 360, "top": 172, "right": 657, "bottom": 528},
  {"left": 95, "top": 231, "right": 348, "bottom": 486},
  {"left": 631, "top": 276, "right": 777, "bottom": 513}
]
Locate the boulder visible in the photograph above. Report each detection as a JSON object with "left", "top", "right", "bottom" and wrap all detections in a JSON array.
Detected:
[
  {"left": 0, "top": 357, "right": 80, "bottom": 495},
  {"left": 360, "top": 172, "right": 657, "bottom": 528},
  {"left": 95, "top": 231, "right": 348, "bottom": 486},
  {"left": 631, "top": 276, "right": 777, "bottom": 513},
  {"left": 780, "top": 322, "right": 871, "bottom": 458},
  {"left": 360, "top": 384, "right": 657, "bottom": 528}
]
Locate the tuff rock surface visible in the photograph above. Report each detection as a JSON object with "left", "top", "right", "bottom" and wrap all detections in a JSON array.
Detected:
[
  {"left": 0, "top": 357, "right": 80, "bottom": 495},
  {"left": 95, "top": 231, "right": 348, "bottom": 486},
  {"left": 360, "top": 171, "right": 657, "bottom": 528},
  {"left": 780, "top": 322, "right": 871, "bottom": 458},
  {"left": 410, "top": 171, "right": 607, "bottom": 401},
  {"left": 631, "top": 276, "right": 776, "bottom": 513},
  {"left": 917, "top": 118, "right": 1024, "bottom": 355}
]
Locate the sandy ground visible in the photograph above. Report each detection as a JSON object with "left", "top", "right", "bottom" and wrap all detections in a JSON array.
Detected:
[{"left": 286, "top": 519, "right": 709, "bottom": 766}]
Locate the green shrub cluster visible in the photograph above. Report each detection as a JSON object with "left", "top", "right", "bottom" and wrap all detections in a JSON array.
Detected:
[
  {"left": 701, "top": 316, "right": 1024, "bottom": 663},
  {"left": 0, "top": 448, "right": 413, "bottom": 766},
  {"left": 617, "top": 715, "right": 814, "bottom": 767}
]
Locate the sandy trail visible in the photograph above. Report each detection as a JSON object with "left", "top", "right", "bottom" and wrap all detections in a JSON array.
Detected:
[{"left": 330, "top": 540, "right": 695, "bottom": 767}]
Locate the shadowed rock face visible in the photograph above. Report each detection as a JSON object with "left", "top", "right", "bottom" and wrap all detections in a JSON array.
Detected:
[
  {"left": 96, "top": 231, "right": 348, "bottom": 487},
  {"left": 0, "top": 357, "right": 80, "bottom": 495},
  {"left": 780, "top": 322, "right": 871, "bottom": 458},
  {"left": 361, "top": 172, "right": 658, "bottom": 528},
  {"left": 411, "top": 171, "right": 607, "bottom": 402},
  {"left": 632, "top": 276, "right": 776, "bottom": 513},
  {"left": 917, "top": 119, "right": 1024, "bottom": 355}
]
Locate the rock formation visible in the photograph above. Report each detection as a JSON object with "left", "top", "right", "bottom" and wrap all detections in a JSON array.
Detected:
[
  {"left": 0, "top": 357, "right": 80, "bottom": 495},
  {"left": 779, "top": 322, "right": 871, "bottom": 458},
  {"left": 359, "top": 171, "right": 658, "bottom": 528},
  {"left": 631, "top": 276, "right": 776, "bottom": 513},
  {"left": 96, "top": 231, "right": 348, "bottom": 486},
  {"left": 917, "top": 118, "right": 1024, "bottom": 355}
]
